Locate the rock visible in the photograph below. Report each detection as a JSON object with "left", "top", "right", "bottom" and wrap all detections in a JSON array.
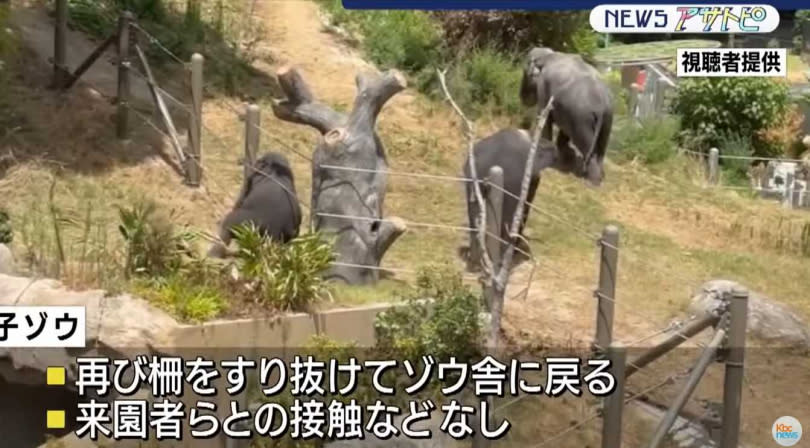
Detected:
[
  {"left": 687, "top": 280, "right": 810, "bottom": 351},
  {"left": 0, "top": 274, "right": 180, "bottom": 386},
  {"left": 0, "top": 243, "right": 13, "bottom": 274}
]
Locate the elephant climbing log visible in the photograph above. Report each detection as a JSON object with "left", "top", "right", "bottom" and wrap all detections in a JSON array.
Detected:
[{"left": 271, "top": 66, "right": 408, "bottom": 285}]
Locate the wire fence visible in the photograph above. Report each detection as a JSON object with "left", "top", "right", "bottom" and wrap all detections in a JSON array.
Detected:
[{"left": 51, "top": 9, "right": 761, "bottom": 447}]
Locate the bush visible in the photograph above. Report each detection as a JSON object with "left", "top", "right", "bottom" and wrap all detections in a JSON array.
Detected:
[
  {"left": 431, "top": 11, "right": 597, "bottom": 58},
  {"left": 133, "top": 271, "right": 228, "bottom": 323},
  {"left": 758, "top": 103, "right": 805, "bottom": 159},
  {"left": 375, "top": 264, "right": 484, "bottom": 363},
  {"left": 231, "top": 224, "right": 334, "bottom": 311},
  {"left": 0, "top": 209, "right": 11, "bottom": 244},
  {"left": 717, "top": 132, "right": 756, "bottom": 186},
  {"left": 671, "top": 77, "right": 790, "bottom": 157},
  {"left": 610, "top": 116, "right": 680, "bottom": 165},
  {"left": 433, "top": 46, "right": 523, "bottom": 117},
  {"left": 117, "top": 200, "right": 195, "bottom": 278}
]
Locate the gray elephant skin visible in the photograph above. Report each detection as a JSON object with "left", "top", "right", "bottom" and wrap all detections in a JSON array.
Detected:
[
  {"left": 520, "top": 47, "right": 613, "bottom": 186},
  {"left": 462, "top": 128, "right": 559, "bottom": 268},
  {"left": 209, "top": 152, "right": 302, "bottom": 257}
]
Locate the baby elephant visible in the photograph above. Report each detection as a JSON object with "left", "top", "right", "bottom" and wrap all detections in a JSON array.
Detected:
[
  {"left": 461, "top": 128, "right": 558, "bottom": 271},
  {"left": 208, "top": 152, "right": 302, "bottom": 258}
]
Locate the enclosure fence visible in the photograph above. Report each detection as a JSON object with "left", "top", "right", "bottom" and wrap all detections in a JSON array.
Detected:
[{"left": 47, "top": 5, "right": 753, "bottom": 448}]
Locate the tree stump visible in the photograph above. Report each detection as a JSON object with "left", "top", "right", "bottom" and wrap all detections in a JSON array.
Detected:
[{"left": 272, "top": 66, "right": 408, "bottom": 285}]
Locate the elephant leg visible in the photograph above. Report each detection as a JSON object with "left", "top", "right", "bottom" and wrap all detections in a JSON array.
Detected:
[
  {"left": 569, "top": 122, "right": 600, "bottom": 183},
  {"left": 555, "top": 132, "right": 579, "bottom": 174},
  {"left": 541, "top": 112, "right": 554, "bottom": 141}
]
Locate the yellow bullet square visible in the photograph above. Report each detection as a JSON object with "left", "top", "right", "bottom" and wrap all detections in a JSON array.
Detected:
[
  {"left": 46, "top": 367, "right": 66, "bottom": 386},
  {"left": 46, "top": 410, "right": 65, "bottom": 429}
]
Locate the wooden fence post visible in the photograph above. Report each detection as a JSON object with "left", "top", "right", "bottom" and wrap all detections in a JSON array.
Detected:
[
  {"left": 594, "top": 225, "right": 619, "bottom": 353},
  {"left": 763, "top": 161, "right": 774, "bottom": 192},
  {"left": 720, "top": 287, "right": 749, "bottom": 448},
  {"left": 708, "top": 148, "right": 720, "bottom": 185},
  {"left": 792, "top": 178, "right": 802, "bottom": 208},
  {"left": 53, "top": 0, "right": 69, "bottom": 88},
  {"left": 244, "top": 104, "right": 261, "bottom": 178},
  {"left": 601, "top": 342, "right": 626, "bottom": 448},
  {"left": 116, "top": 11, "right": 134, "bottom": 140},
  {"left": 187, "top": 53, "right": 204, "bottom": 186},
  {"left": 485, "top": 165, "right": 505, "bottom": 279},
  {"left": 784, "top": 171, "right": 795, "bottom": 209}
]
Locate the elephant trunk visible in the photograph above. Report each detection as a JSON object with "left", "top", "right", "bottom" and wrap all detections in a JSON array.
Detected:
[{"left": 519, "top": 70, "right": 538, "bottom": 107}]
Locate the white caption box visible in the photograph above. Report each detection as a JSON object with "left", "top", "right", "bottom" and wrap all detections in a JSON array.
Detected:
[
  {"left": 0, "top": 306, "right": 86, "bottom": 348},
  {"left": 590, "top": 5, "right": 779, "bottom": 33},
  {"left": 676, "top": 48, "right": 787, "bottom": 77}
]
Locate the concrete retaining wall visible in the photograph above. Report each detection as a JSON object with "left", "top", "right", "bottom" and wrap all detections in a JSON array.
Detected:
[{"left": 171, "top": 302, "right": 396, "bottom": 349}]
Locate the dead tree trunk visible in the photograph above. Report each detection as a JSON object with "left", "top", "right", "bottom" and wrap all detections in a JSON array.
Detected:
[{"left": 272, "top": 66, "right": 408, "bottom": 285}]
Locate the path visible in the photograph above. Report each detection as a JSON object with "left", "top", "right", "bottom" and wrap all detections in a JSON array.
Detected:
[{"left": 11, "top": 2, "right": 166, "bottom": 111}]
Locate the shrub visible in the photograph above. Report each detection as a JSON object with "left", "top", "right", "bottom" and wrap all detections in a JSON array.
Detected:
[
  {"left": 431, "top": 11, "right": 596, "bottom": 58},
  {"left": 758, "top": 103, "right": 805, "bottom": 159},
  {"left": 0, "top": 209, "right": 11, "bottom": 244},
  {"left": 671, "top": 77, "right": 790, "bottom": 157},
  {"left": 118, "top": 200, "right": 195, "bottom": 278},
  {"left": 610, "top": 116, "right": 680, "bottom": 165},
  {"left": 438, "top": 46, "right": 523, "bottom": 117},
  {"left": 375, "top": 264, "right": 483, "bottom": 363},
  {"left": 231, "top": 224, "right": 334, "bottom": 311},
  {"left": 133, "top": 271, "right": 228, "bottom": 323},
  {"left": 353, "top": 10, "right": 444, "bottom": 73},
  {"left": 717, "top": 132, "right": 755, "bottom": 186}
]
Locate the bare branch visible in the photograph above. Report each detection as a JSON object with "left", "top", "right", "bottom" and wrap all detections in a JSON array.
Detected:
[
  {"left": 493, "top": 97, "right": 555, "bottom": 305},
  {"left": 436, "top": 68, "right": 493, "bottom": 280}
]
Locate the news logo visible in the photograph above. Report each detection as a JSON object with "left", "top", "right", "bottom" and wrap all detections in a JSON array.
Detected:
[
  {"left": 773, "top": 416, "right": 802, "bottom": 447},
  {"left": 590, "top": 4, "right": 779, "bottom": 34}
]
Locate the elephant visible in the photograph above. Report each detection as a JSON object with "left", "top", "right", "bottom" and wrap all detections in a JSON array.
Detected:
[
  {"left": 208, "top": 152, "right": 302, "bottom": 257},
  {"left": 520, "top": 46, "right": 613, "bottom": 187},
  {"left": 461, "top": 128, "right": 560, "bottom": 271}
]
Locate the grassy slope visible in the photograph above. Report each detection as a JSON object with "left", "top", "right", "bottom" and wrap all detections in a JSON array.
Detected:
[{"left": 2, "top": 2, "right": 810, "bottom": 446}]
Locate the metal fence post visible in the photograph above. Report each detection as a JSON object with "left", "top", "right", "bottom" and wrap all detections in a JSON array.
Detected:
[
  {"left": 53, "top": 0, "right": 69, "bottom": 88},
  {"left": 784, "top": 171, "right": 795, "bottom": 209},
  {"left": 594, "top": 225, "right": 619, "bottom": 353},
  {"left": 708, "top": 148, "right": 720, "bottom": 185},
  {"left": 601, "top": 342, "right": 626, "bottom": 448},
  {"left": 187, "top": 53, "right": 204, "bottom": 186},
  {"left": 116, "top": 11, "right": 134, "bottom": 140},
  {"left": 244, "top": 104, "right": 261, "bottom": 178},
  {"left": 486, "top": 165, "right": 504, "bottom": 276},
  {"left": 720, "top": 287, "right": 748, "bottom": 448}
]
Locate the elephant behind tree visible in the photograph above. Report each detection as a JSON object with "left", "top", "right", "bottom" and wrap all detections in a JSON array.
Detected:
[
  {"left": 461, "top": 128, "right": 561, "bottom": 271},
  {"left": 208, "top": 152, "right": 302, "bottom": 258},
  {"left": 520, "top": 46, "right": 613, "bottom": 187}
]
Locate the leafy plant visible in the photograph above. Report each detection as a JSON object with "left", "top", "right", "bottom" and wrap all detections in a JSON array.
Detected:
[
  {"left": 231, "top": 224, "right": 334, "bottom": 311},
  {"left": 117, "top": 200, "right": 195, "bottom": 278},
  {"left": 133, "top": 272, "right": 228, "bottom": 323},
  {"left": 610, "top": 116, "right": 680, "bottom": 165},
  {"left": 717, "top": 132, "right": 755, "bottom": 186},
  {"left": 375, "top": 264, "right": 483, "bottom": 363},
  {"left": 671, "top": 77, "right": 790, "bottom": 158},
  {"left": 0, "top": 209, "right": 11, "bottom": 244}
]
